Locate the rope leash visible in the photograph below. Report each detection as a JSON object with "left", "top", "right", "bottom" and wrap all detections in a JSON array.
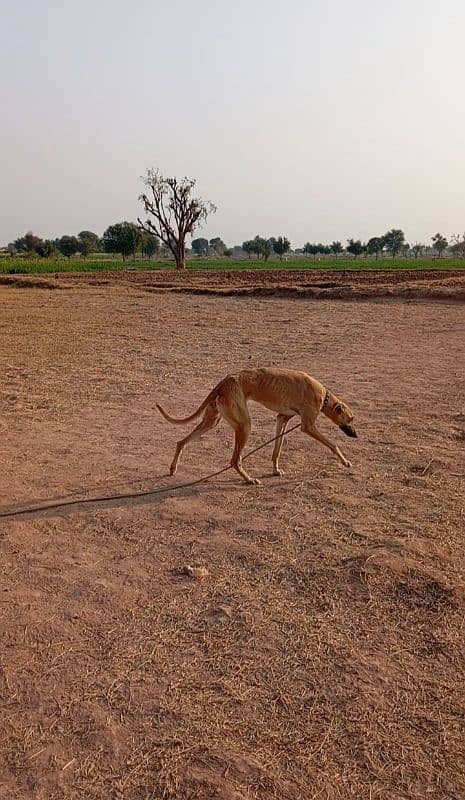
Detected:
[{"left": 0, "top": 423, "right": 302, "bottom": 520}]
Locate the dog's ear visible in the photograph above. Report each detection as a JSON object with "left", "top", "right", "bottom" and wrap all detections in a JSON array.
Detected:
[{"left": 333, "top": 403, "right": 342, "bottom": 413}]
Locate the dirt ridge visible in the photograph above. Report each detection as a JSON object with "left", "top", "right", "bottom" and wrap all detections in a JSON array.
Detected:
[{"left": 3, "top": 268, "right": 465, "bottom": 301}]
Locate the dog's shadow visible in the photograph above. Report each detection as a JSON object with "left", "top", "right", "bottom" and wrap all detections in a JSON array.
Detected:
[{"left": 0, "top": 469, "right": 295, "bottom": 522}]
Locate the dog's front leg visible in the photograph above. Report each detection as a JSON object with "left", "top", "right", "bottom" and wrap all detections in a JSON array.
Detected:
[{"left": 302, "top": 422, "right": 352, "bottom": 468}]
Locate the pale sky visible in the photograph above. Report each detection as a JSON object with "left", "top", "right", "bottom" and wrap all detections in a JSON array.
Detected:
[{"left": 1, "top": 0, "right": 465, "bottom": 249}]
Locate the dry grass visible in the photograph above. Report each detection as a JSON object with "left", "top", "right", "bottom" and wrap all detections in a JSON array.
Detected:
[{"left": 0, "top": 281, "right": 464, "bottom": 799}]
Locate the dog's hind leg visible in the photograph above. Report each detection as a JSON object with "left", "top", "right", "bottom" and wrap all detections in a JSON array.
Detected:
[
  {"left": 169, "top": 403, "right": 220, "bottom": 476},
  {"left": 217, "top": 396, "right": 260, "bottom": 485},
  {"left": 301, "top": 417, "right": 352, "bottom": 468},
  {"left": 272, "top": 414, "right": 293, "bottom": 476},
  {"left": 231, "top": 423, "right": 260, "bottom": 485}
]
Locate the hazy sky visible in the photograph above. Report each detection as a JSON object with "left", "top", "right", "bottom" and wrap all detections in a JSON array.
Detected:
[{"left": 2, "top": 0, "right": 465, "bottom": 248}]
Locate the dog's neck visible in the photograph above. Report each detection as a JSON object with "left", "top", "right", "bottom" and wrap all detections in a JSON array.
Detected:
[{"left": 321, "top": 388, "right": 334, "bottom": 416}]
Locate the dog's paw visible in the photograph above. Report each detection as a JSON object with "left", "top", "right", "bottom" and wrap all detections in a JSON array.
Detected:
[
  {"left": 247, "top": 477, "right": 261, "bottom": 485},
  {"left": 344, "top": 460, "right": 352, "bottom": 469},
  {"left": 273, "top": 468, "right": 285, "bottom": 477},
  {"left": 169, "top": 465, "right": 177, "bottom": 476}
]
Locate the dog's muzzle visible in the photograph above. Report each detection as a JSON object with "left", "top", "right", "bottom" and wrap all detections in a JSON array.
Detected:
[{"left": 341, "top": 424, "right": 357, "bottom": 438}]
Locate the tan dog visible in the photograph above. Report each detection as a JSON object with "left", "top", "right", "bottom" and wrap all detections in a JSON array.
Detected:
[{"left": 157, "top": 368, "right": 357, "bottom": 485}]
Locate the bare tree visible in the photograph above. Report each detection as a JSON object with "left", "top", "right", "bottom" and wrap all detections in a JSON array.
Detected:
[{"left": 138, "top": 169, "right": 216, "bottom": 270}]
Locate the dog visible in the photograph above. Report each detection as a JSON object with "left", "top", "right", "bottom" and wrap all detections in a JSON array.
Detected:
[{"left": 156, "top": 368, "right": 357, "bottom": 485}]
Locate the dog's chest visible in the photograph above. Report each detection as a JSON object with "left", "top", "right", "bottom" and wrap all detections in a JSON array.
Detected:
[{"left": 242, "top": 374, "right": 302, "bottom": 417}]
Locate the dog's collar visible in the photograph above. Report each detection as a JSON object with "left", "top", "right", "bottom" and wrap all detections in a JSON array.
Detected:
[{"left": 322, "top": 388, "right": 331, "bottom": 409}]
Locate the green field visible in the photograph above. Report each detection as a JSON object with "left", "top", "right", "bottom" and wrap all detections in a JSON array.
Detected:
[{"left": 1, "top": 255, "right": 464, "bottom": 275}]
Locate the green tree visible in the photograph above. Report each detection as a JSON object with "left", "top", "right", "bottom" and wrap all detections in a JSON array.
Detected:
[
  {"left": 261, "top": 238, "right": 273, "bottom": 261},
  {"left": 209, "top": 237, "right": 227, "bottom": 256},
  {"left": 128, "top": 225, "right": 143, "bottom": 260},
  {"left": 401, "top": 243, "right": 410, "bottom": 257},
  {"left": 14, "top": 231, "right": 43, "bottom": 255},
  {"left": 251, "top": 236, "right": 263, "bottom": 259},
  {"left": 36, "top": 240, "right": 57, "bottom": 258},
  {"left": 242, "top": 240, "right": 254, "bottom": 259},
  {"left": 382, "top": 229, "right": 405, "bottom": 258},
  {"left": 78, "top": 230, "right": 101, "bottom": 256},
  {"left": 431, "top": 232, "right": 448, "bottom": 258},
  {"left": 56, "top": 235, "right": 80, "bottom": 260},
  {"left": 142, "top": 234, "right": 159, "bottom": 259},
  {"left": 366, "top": 236, "right": 384, "bottom": 259},
  {"left": 347, "top": 239, "right": 364, "bottom": 258},
  {"left": 411, "top": 242, "right": 424, "bottom": 259},
  {"left": 450, "top": 233, "right": 465, "bottom": 258},
  {"left": 303, "top": 242, "right": 319, "bottom": 260},
  {"left": 191, "top": 237, "right": 209, "bottom": 256},
  {"left": 272, "top": 236, "right": 291, "bottom": 260},
  {"left": 138, "top": 169, "right": 216, "bottom": 270},
  {"left": 102, "top": 222, "right": 142, "bottom": 261},
  {"left": 330, "top": 241, "right": 343, "bottom": 257},
  {"left": 251, "top": 235, "right": 273, "bottom": 261},
  {"left": 250, "top": 236, "right": 262, "bottom": 259}
]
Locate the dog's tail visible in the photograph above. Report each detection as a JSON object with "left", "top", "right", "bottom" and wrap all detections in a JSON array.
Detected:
[{"left": 156, "top": 380, "right": 225, "bottom": 425}]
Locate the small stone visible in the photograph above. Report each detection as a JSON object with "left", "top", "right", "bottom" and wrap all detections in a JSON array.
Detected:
[{"left": 182, "top": 564, "right": 209, "bottom": 581}]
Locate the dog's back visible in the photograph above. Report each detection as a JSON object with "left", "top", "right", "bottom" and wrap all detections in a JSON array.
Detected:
[{"left": 236, "top": 367, "right": 325, "bottom": 412}]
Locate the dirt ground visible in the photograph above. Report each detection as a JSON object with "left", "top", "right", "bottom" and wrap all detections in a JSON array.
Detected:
[{"left": 1, "top": 275, "right": 464, "bottom": 799}]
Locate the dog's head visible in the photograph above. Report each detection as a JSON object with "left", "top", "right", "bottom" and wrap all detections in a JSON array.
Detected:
[{"left": 328, "top": 398, "right": 357, "bottom": 438}]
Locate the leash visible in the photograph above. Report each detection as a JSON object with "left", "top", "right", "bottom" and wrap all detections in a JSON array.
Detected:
[{"left": 0, "top": 423, "right": 302, "bottom": 520}]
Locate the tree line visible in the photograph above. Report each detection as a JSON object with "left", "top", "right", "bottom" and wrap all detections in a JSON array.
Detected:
[
  {"left": 4, "top": 168, "right": 465, "bottom": 267},
  {"left": 7, "top": 225, "right": 157, "bottom": 261},
  {"left": 6, "top": 226, "right": 465, "bottom": 262}
]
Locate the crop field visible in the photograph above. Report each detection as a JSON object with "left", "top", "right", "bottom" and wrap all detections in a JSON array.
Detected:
[
  {"left": 1, "top": 254, "right": 465, "bottom": 274},
  {"left": 1, "top": 271, "right": 464, "bottom": 799}
]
